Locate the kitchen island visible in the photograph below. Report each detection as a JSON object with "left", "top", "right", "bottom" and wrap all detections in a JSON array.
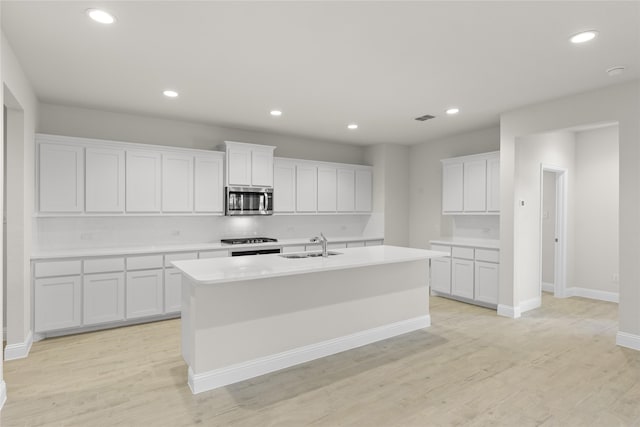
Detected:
[{"left": 172, "top": 245, "right": 447, "bottom": 394}]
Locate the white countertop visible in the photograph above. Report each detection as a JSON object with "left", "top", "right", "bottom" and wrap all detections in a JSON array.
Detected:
[
  {"left": 429, "top": 237, "right": 500, "bottom": 249},
  {"left": 30, "top": 236, "right": 385, "bottom": 260},
  {"left": 172, "top": 245, "right": 448, "bottom": 285}
]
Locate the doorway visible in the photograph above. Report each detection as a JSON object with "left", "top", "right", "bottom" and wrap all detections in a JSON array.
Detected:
[{"left": 539, "top": 165, "right": 567, "bottom": 299}]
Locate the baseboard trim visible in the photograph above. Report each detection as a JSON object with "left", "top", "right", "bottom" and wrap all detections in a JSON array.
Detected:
[
  {"left": 566, "top": 287, "right": 619, "bottom": 303},
  {"left": 616, "top": 331, "right": 640, "bottom": 351},
  {"left": 520, "top": 296, "right": 541, "bottom": 314},
  {"left": 497, "top": 304, "right": 521, "bottom": 319},
  {"left": 188, "top": 315, "right": 431, "bottom": 394},
  {"left": 541, "top": 282, "right": 554, "bottom": 293},
  {"left": 4, "top": 330, "right": 34, "bottom": 360},
  {"left": 0, "top": 380, "right": 6, "bottom": 410}
]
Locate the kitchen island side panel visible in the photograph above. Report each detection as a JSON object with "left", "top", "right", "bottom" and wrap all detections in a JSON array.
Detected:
[{"left": 184, "top": 260, "right": 429, "bottom": 375}]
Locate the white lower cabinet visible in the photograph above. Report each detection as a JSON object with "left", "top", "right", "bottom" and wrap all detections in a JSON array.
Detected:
[
  {"left": 451, "top": 258, "right": 474, "bottom": 299},
  {"left": 164, "top": 268, "right": 182, "bottom": 313},
  {"left": 430, "top": 257, "right": 451, "bottom": 294},
  {"left": 83, "top": 272, "right": 125, "bottom": 325},
  {"left": 35, "top": 275, "right": 82, "bottom": 332},
  {"left": 475, "top": 261, "right": 499, "bottom": 304},
  {"left": 126, "top": 269, "right": 164, "bottom": 319}
]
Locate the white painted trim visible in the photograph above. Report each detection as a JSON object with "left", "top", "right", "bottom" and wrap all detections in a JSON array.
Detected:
[
  {"left": 541, "top": 282, "right": 554, "bottom": 293},
  {"left": 616, "top": 331, "right": 640, "bottom": 351},
  {"left": 520, "top": 297, "right": 541, "bottom": 314},
  {"left": 565, "top": 287, "right": 619, "bottom": 303},
  {"left": 188, "top": 315, "right": 431, "bottom": 394},
  {"left": 0, "top": 380, "right": 6, "bottom": 410},
  {"left": 4, "top": 330, "right": 34, "bottom": 360},
  {"left": 497, "top": 304, "right": 521, "bottom": 319}
]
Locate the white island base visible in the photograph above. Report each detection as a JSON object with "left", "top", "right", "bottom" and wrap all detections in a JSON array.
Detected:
[{"left": 174, "top": 246, "right": 440, "bottom": 394}]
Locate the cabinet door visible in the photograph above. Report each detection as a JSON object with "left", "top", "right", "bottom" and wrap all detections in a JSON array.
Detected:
[
  {"left": 85, "top": 147, "right": 125, "bottom": 213},
  {"left": 34, "top": 276, "right": 81, "bottom": 332},
  {"left": 126, "top": 269, "right": 163, "bottom": 319},
  {"left": 486, "top": 157, "right": 500, "bottom": 213},
  {"left": 355, "top": 169, "right": 372, "bottom": 212},
  {"left": 251, "top": 148, "right": 274, "bottom": 187},
  {"left": 317, "top": 167, "right": 337, "bottom": 212},
  {"left": 442, "top": 162, "right": 463, "bottom": 213},
  {"left": 83, "top": 272, "right": 125, "bottom": 325},
  {"left": 38, "top": 143, "right": 84, "bottom": 213},
  {"left": 451, "top": 258, "right": 474, "bottom": 299},
  {"left": 126, "top": 150, "right": 161, "bottom": 212},
  {"left": 273, "top": 159, "right": 296, "bottom": 213},
  {"left": 164, "top": 268, "right": 183, "bottom": 313},
  {"left": 475, "top": 261, "right": 499, "bottom": 304},
  {"left": 337, "top": 168, "right": 355, "bottom": 212},
  {"left": 194, "top": 155, "right": 224, "bottom": 213},
  {"left": 431, "top": 257, "right": 452, "bottom": 294},
  {"left": 162, "top": 153, "right": 194, "bottom": 212},
  {"left": 227, "top": 146, "right": 252, "bottom": 186},
  {"left": 463, "top": 159, "right": 487, "bottom": 212},
  {"left": 296, "top": 164, "right": 317, "bottom": 212}
]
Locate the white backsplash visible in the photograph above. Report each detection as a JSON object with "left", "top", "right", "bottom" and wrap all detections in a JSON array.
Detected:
[
  {"left": 451, "top": 215, "right": 499, "bottom": 240},
  {"left": 34, "top": 214, "right": 383, "bottom": 251}
]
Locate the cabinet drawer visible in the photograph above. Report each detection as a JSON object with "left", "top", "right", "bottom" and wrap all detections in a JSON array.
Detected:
[
  {"left": 327, "top": 242, "right": 347, "bottom": 250},
  {"left": 451, "top": 246, "right": 474, "bottom": 260},
  {"left": 475, "top": 249, "right": 499, "bottom": 263},
  {"left": 34, "top": 260, "right": 82, "bottom": 278},
  {"left": 346, "top": 241, "right": 365, "bottom": 248},
  {"left": 84, "top": 257, "right": 125, "bottom": 274},
  {"left": 365, "top": 240, "right": 384, "bottom": 247},
  {"left": 126, "top": 255, "right": 163, "bottom": 270},
  {"left": 431, "top": 244, "right": 451, "bottom": 255},
  {"left": 164, "top": 252, "right": 198, "bottom": 267},
  {"left": 199, "top": 250, "right": 229, "bottom": 259}
]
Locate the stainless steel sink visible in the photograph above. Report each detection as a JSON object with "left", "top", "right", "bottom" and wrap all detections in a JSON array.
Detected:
[{"left": 279, "top": 251, "right": 342, "bottom": 259}]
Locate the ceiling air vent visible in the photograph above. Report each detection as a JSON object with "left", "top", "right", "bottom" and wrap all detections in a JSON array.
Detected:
[{"left": 415, "top": 114, "right": 436, "bottom": 121}]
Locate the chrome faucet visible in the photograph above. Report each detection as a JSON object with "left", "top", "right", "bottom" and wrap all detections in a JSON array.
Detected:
[{"left": 310, "top": 233, "right": 329, "bottom": 257}]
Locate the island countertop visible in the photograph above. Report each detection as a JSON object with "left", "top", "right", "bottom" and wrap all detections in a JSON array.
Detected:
[{"left": 172, "top": 245, "right": 447, "bottom": 285}]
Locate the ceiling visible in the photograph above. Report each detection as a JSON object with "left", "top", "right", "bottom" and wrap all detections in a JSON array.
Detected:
[{"left": 2, "top": 1, "right": 639, "bottom": 146}]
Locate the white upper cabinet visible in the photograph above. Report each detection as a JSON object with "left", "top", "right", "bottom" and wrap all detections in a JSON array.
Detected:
[
  {"left": 162, "top": 153, "right": 194, "bottom": 212},
  {"left": 194, "top": 154, "right": 224, "bottom": 213},
  {"left": 317, "top": 166, "right": 337, "bottom": 212},
  {"left": 486, "top": 156, "right": 500, "bottom": 212},
  {"left": 38, "top": 141, "right": 84, "bottom": 213},
  {"left": 337, "top": 168, "right": 355, "bottom": 212},
  {"left": 273, "top": 159, "right": 296, "bottom": 213},
  {"left": 296, "top": 163, "right": 318, "bottom": 212},
  {"left": 441, "top": 151, "right": 499, "bottom": 215},
  {"left": 463, "top": 159, "right": 487, "bottom": 212},
  {"left": 224, "top": 141, "right": 275, "bottom": 187},
  {"left": 442, "top": 162, "right": 464, "bottom": 213},
  {"left": 85, "top": 147, "right": 125, "bottom": 213},
  {"left": 355, "top": 169, "right": 372, "bottom": 212},
  {"left": 126, "top": 150, "right": 162, "bottom": 213}
]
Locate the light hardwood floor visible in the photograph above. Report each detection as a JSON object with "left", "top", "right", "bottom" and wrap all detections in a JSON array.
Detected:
[{"left": 2, "top": 294, "right": 639, "bottom": 426}]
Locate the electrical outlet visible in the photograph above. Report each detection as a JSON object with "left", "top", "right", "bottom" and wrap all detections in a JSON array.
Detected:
[
  {"left": 80, "top": 233, "right": 92, "bottom": 240},
  {"left": 171, "top": 230, "right": 180, "bottom": 236},
  {"left": 612, "top": 273, "right": 619, "bottom": 283}
]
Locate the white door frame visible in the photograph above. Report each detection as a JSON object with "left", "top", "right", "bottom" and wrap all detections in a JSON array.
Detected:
[{"left": 539, "top": 164, "right": 568, "bottom": 299}]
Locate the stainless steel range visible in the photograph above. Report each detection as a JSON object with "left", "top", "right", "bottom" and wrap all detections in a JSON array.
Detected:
[
  {"left": 220, "top": 237, "right": 278, "bottom": 245},
  {"left": 221, "top": 237, "right": 281, "bottom": 256}
]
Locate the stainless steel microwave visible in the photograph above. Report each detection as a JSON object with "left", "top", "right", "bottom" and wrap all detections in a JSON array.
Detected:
[{"left": 225, "top": 186, "right": 273, "bottom": 216}]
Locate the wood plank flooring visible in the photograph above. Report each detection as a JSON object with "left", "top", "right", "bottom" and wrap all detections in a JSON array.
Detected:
[{"left": 2, "top": 294, "right": 639, "bottom": 426}]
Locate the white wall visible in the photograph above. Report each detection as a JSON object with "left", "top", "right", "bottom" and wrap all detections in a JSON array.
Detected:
[
  {"left": 541, "top": 171, "right": 556, "bottom": 285},
  {"left": 2, "top": 31, "right": 38, "bottom": 358},
  {"left": 573, "top": 125, "right": 619, "bottom": 295},
  {"left": 499, "top": 80, "right": 640, "bottom": 351},
  {"left": 0, "top": 5, "right": 6, "bottom": 409},
  {"left": 515, "top": 131, "right": 575, "bottom": 305},
  {"left": 408, "top": 126, "right": 500, "bottom": 249}
]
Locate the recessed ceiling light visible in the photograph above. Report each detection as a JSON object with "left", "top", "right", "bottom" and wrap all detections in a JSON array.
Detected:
[
  {"left": 163, "top": 90, "right": 179, "bottom": 98},
  {"left": 606, "top": 66, "right": 625, "bottom": 77},
  {"left": 270, "top": 110, "right": 282, "bottom": 116},
  {"left": 347, "top": 124, "right": 358, "bottom": 130},
  {"left": 86, "top": 9, "right": 116, "bottom": 24},
  {"left": 570, "top": 30, "right": 598, "bottom": 44},
  {"left": 446, "top": 108, "right": 460, "bottom": 115}
]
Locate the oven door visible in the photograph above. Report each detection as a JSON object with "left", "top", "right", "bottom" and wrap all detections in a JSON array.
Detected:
[{"left": 225, "top": 186, "right": 273, "bottom": 216}]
